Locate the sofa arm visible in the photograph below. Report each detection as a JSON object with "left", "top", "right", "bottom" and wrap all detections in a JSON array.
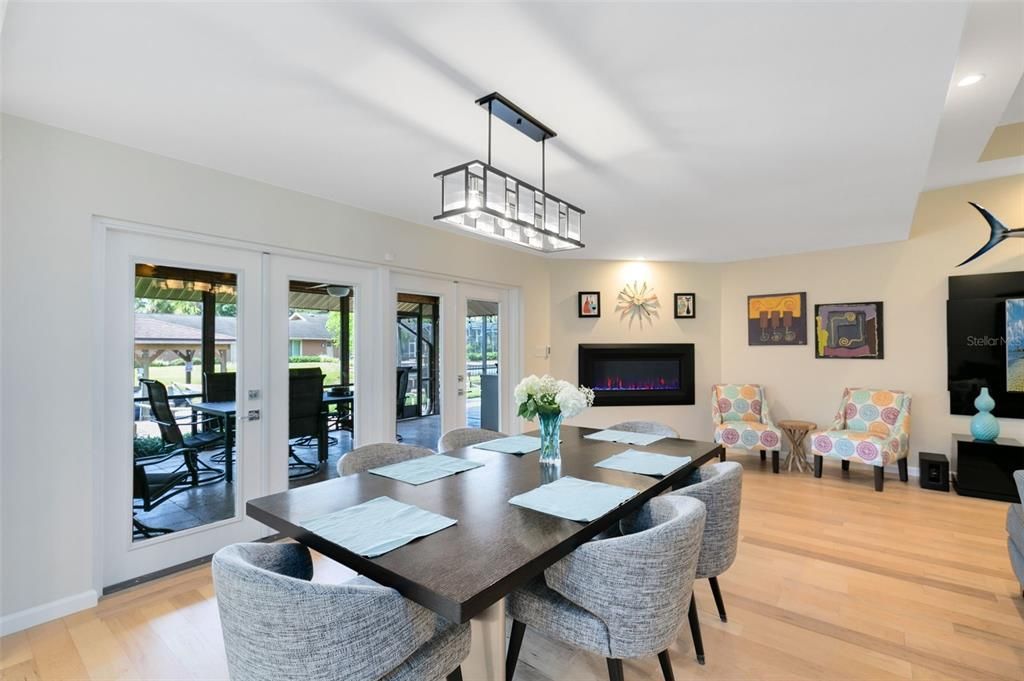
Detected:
[{"left": 1015, "top": 470, "right": 1024, "bottom": 504}]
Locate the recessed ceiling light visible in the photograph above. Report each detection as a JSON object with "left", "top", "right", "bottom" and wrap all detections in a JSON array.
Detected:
[{"left": 957, "top": 73, "right": 985, "bottom": 87}]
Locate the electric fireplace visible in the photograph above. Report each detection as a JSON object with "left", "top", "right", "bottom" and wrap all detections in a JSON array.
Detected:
[{"left": 579, "top": 344, "right": 695, "bottom": 406}]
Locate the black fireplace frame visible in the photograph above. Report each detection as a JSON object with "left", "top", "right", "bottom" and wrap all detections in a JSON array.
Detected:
[{"left": 579, "top": 343, "right": 695, "bottom": 407}]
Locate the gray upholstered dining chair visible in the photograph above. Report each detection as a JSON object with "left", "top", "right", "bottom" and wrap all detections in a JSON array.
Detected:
[
  {"left": 608, "top": 421, "right": 680, "bottom": 438},
  {"left": 338, "top": 443, "right": 434, "bottom": 476},
  {"left": 437, "top": 427, "right": 506, "bottom": 452},
  {"left": 666, "top": 461, "right": 742, "bottom": 665},
  {"left": 212, "top": 542, "right": 470, "bottom": 681},
  {"left": 505, "top": 495, "right": 706, "bottom": 681}
]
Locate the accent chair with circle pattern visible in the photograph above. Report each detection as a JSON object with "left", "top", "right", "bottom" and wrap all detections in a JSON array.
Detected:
[
  {"left": 809, "top": 387, "right": 911, "bottom": 492},
  {"left": 711, "top": 384, "right": 783, "bottom": 473}
]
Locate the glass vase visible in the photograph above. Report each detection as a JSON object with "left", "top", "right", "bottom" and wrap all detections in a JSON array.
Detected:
[{"left": 538, "top": 411, "right": 563, "bottom": 465}]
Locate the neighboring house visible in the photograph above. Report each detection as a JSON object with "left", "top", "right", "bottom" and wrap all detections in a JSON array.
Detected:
[
  {"left": 134, "top": 314, "right": 236, "bottom": 379},
  {"left": 133, "top": 311, "right": 335, "bottom": 377},
  {"left": 287, "top": 311, "right": 336, "bottom": 357}
]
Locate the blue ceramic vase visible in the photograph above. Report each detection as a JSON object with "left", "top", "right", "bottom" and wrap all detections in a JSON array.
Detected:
[{"left": 970, "top": 387, "right": 1000, "bottom": 441}]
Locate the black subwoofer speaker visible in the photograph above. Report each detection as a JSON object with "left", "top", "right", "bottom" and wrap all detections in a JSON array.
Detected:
[{"left": 918, "top": 452, "right": 949, "bottom": 492}]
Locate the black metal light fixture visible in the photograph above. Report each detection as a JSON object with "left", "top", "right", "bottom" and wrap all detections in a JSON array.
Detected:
[{"left": 434, "top": 92, "right": 585, "bottom": 253}]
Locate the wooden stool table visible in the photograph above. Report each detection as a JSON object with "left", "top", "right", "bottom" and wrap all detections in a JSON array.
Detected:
[{"left": 778, "top": 420, "right": 816, "bottom": 473}]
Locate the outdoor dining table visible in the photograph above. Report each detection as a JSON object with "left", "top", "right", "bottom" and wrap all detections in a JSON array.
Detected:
[
  {"left": 191, "top": 391, "right": 352, "bottom": 482},
  {"left": 246, "top": 425, "right": 723, "bottom": 680}
]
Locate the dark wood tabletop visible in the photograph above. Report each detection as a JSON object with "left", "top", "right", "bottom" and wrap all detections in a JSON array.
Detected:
[{"left": 246, "top": 425, "right": 722, "bottom": 623}]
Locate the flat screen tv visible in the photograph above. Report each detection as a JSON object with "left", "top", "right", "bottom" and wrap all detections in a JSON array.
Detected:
[{"left": 947, "top": 272, "right": 1024, "bottom": 418}]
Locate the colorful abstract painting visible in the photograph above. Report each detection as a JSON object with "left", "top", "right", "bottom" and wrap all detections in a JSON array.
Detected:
[
  {"left": 747, "top": 292, "right": 807, "bottom": 346},
  {"left": 814, "top": 302, "right": 884, "bottom": 359},
  {"left": 1008, "top": 298, "right": 1024, "bottom": 392}
]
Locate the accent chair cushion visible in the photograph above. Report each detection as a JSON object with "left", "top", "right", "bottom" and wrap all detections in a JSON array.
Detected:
[{"left": 714, "top": 420, "right": 781, "bottom": 451}]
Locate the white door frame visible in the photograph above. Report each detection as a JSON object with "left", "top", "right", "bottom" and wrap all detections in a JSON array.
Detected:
[
  {"left": 98, "top": 226, "right": 270, "bottom": 587},
  {"left": 266, "top": 255, "right": 386, "bottom": 491}
]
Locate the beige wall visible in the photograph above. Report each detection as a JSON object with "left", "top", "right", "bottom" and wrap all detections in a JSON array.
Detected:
[
  {"left": 2, "top": 111, "right": 1021, "bottom": 626},
  {"left": 0, "top": 114, "right": 551, "bottom": 619},
  {"left": 547, "top": 260, "right": 722, "bottom": 438},
  {"left": 719, "top": 175, "right": 1024, "bottom": 468}
]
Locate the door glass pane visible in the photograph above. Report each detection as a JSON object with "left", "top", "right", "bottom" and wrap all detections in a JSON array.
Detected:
[
  {"left": 396, "top": 293, "right": 441, "bottom": 448},
  {"left": 132, "top": 264, "right": 237, "bottom": 541},
  {"left": 466, "top": 299, "right": 499, "bottom": 429},
  {"left": 287, "top": 281, "right": 356, "bottom": 488}
]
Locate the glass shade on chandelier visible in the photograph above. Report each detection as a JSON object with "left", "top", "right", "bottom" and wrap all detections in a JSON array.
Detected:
[{"left": 434, "top": 161, "right": 584, "bottom": 253}]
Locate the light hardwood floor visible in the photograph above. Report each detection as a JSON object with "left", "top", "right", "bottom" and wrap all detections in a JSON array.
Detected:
[{"left": 2, "top": 457, "right": 1022, "bottom": 680}]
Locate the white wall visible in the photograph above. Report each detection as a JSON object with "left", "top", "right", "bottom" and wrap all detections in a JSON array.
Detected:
[
  {"left": 719, "top": 175, "right": 1024, "bottom": 468},
  {"left": 0, "top": 115, "right": 551, "bottom": 622},
  {"left": 547, "top": 260, "right": 722, "bottom": 438}
]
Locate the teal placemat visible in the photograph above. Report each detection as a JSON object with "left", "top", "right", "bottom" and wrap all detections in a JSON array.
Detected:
[
  {"left": 369, "top": 454, "right": 484, "bottom": 485},
  {"left": 509, "top": 476, "right": 638, "bottom": 522},
  {"left": 584, "top": 429, "right": 666, "bottom": 446},
  {"left": 473, "top": 435, "right": 543, "bottom": 454},
  {"left": 594, "top": 449, "right": 692, "bottom": 477},
  {"left": 301, "top": 496, "right": 456, "bottom": 557}
]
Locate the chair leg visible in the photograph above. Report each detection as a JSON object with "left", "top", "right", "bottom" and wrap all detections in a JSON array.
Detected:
[
  {"left": 709, "top": 576, "right": 727, "bottom": 622},
  {"left": 446, "top": 667, "right": 463, "bottom": 681},
  {"left": 841, "top": 460, "right": 850, "bottom": 472},
  {"left": 657, "top": 649, "right": 675, "bottom": 681},
  {"left": 814, "top": 455, "right": 823, "bottom": 478},
  {"left": 606, "top": 658, "right": 625, "bottom": 681},
  {"left": 771, "top": 450, "right": 780, "bottom": 474},
  {"left": 506, "top": 619, "right": 526, "bottom": 681},
  {"left": 760, "top": 450, "right": 766, "bottom": 462},
  {"left": 688, "top": 593, "right": 705, "bottom": 665},
  {"left": 874, "top": 466, "right": 885, "bottom": 492},
  {"left": 898, "top": 458, "right": 908, "bottom": 482}
]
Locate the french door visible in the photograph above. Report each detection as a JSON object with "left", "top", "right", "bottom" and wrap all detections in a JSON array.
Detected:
[
  {"left": 102, "top": 229, "right": 269, "bottom": 586},
  {"left": 265, "top": 255, "right": 385, "bottom": 491},
  {"left": 456, "top": 283, "right": 513, "bottom": 434},
  {"left": 390, "top": 274, "right": 518, "bottom": 448}
]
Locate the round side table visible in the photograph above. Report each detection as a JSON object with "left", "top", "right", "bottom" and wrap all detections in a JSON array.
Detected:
[{"left": 778, "top": 420, "right": 817, "bottom": 473}]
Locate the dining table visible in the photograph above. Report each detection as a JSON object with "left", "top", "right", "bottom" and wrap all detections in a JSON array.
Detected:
[{"left": 246, "top": 425, "right": 723, "bottom": 680}]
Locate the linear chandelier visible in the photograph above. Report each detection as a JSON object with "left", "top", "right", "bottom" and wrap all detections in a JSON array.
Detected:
[{"left": 434, "top": 92, "right": 585, "bottom": 253}]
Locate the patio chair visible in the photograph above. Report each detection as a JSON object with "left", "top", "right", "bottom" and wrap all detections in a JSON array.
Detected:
[
  {"left": 133, "top": 446, "right": 199, "bottom": 539},
  {"left": 396, "top": 367, "right": 411, "bottom": 441},
  {"left": 141, "top": 379, "right": 225, "bottom": 483},
  {"left": 204, "top": 371, "right": 236, "bottom": 402},
  {"left": 288, "top": 371, "right": 327, "bottom": 479}
]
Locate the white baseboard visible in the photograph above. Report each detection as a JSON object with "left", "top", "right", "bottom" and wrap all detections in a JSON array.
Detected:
[{"left": 0, "top": 589, "right": 98, "bottom": 636}]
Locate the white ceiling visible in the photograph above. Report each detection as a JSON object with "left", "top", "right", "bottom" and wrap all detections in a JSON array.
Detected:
[
  {"left": 923, "top": 0, "right": 1024, "bottom": 190},
  {"left": 2, "top": 2, "right": 1018, "bottom": 262}
]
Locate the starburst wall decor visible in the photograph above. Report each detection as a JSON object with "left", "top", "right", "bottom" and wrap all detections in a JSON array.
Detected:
[{"left": 615, "top": 280, "right": 659, "bottom": 328}]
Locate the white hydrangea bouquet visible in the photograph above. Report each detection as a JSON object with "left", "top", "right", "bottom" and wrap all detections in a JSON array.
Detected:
[{"left": 514, "top": 375, "right": 594, "bottom": 464}]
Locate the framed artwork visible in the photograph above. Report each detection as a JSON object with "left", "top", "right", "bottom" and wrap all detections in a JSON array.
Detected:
[
  {"left": 674, "top": 293, "right": 696, "bottom": 319},
  {"left": 747, "top": 292, "right": 807, "bottom": 345},
  {"left": 814, "top": 302, "right": 884, "bottom": 359},
  {"left": 1008, "top": 298, "right": 1024, "bottom": 392},
  {"left": 578, "top": 291, "right": 601, "bottom": 318}
]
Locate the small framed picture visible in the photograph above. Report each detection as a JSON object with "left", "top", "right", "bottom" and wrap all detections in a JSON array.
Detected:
[
  {"left": 674, "top": 293, "right": 696, "bottom": 319},
  {"left": 578, "top": 291, "right": 601, "bottom": 318}
]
